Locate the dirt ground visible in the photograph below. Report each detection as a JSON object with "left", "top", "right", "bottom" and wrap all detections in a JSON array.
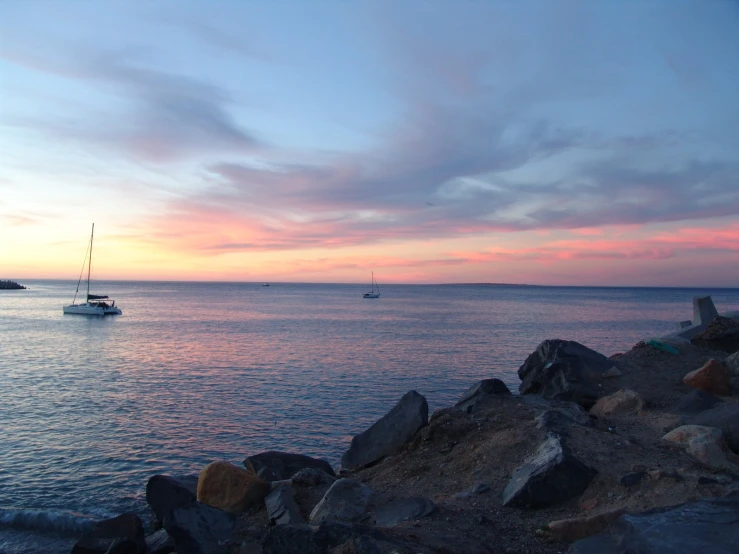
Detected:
[{"left": 231, "top": 340, "right": 739, "bottom": 553}]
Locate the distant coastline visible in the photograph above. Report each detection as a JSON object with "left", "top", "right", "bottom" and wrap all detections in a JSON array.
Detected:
[{"left": 0, "top": 280, "right": 26, "bottom": 290}]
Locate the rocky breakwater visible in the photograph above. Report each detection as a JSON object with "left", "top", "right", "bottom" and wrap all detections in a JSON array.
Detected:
[
  {"left": 69, "top": 319, "right": 739, "bottom": 554},
  {"left": 0, "top": 279, "right": 26, "bottom": 289}
]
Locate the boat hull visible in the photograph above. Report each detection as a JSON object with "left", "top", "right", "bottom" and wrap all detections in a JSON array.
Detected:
[
  {"left": 362, "top": 293, "right": 380, "bottom": 299},
  {"left": 63, "top": 303, "right": 122, "bottom": 315}
]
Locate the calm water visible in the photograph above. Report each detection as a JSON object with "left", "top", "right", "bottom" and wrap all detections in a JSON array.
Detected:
[{"left": 1, "top": 280, "right": 738, "bottom": 553}]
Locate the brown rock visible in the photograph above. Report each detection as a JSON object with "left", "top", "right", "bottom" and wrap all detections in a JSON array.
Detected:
[
  {"left": 196, "top": 460, "right": 271, "bottom": 513},
  {"left": 682, "top": 360, "right": 731, "bottom": 396},
  {"left": 589, "top": 389, "right": 643, "bottom": 418},
  {"left": 662, "top": 425, "right": 739, "bottom": 472},
  {"left": 547, "top": 508, "right": 627, "bottom": 542}
]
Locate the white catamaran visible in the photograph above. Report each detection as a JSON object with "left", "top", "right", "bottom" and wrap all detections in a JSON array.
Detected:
[
  {"left": 63, "top": 223, "right": 122, "bottom": 316},
  {"left": 362, "top": 272, "right": 380, "bottom": 299}
]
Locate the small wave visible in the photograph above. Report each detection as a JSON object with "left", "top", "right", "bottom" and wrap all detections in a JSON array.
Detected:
[{"left": 0, "top": 508, "right": 97, "bottom": 536}]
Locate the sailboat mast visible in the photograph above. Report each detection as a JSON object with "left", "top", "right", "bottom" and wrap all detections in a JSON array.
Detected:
[{"left": 87, "top": 223, "right": 94, "bottom": 300}]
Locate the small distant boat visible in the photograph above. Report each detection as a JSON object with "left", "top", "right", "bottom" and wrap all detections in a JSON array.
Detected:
[
  {"left": 63, "top": 224, "right": 122, "bottom": 316},
  {"left": 362, "top": 272, "right": 380, "bottom": 299},
  {"left": 262, "top": 283, "right": 270, "bottom": 287}
]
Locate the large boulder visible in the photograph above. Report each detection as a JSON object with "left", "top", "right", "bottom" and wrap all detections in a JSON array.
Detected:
[
  {"left": 309, "top": 478, "right": 373, "bottom": 524},
  {"left": 163, "top": 501, "right": 235, "bottom": 554},
  {"left": 146, "top": 475, "right": 198, "bottom": 525},
  {"left": 502, "top": 434, "right": 597, "bottom": 508},
  {"left": 197, "top": 460, "right": 271, "bottom": 513},
  {"left": 589, "top": 389, "right": 643, "bottom": 419},
  {"left": 568, "top": 494, "right": 739, "bottom": 553},
  {"left": 265, "top": 485, "right": 304, "bottom": 525},
  {"left": 683, "top": 360, "right": 731, "bottom": 396},
  {"left": 245, "top": 451, "right": 335, "bottom": 480},
  {"left": 682, "top": 403, "right": 739, "bottom": 453},
  {"left": 663, "top": 425, "right": 739, "bottom": 472},
  {"left": 691, "top": 316, "right": 739, "bottom": 353},
  {"left": 518, "top": 340, "right": 613, "bottom": 408},
  {"left": 341, "top": 390, "right": 428, "bottom": 470},
  {"left": 71, "top": 514, "right": 146, "bottom": 554},
  {"left": 454, "top": 378, "right": 511, "bottom": 412}
]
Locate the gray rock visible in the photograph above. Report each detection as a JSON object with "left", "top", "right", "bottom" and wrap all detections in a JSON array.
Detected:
[
  {"left": 518, "top": 340, "right": 612, "bottom": 408},
  {"left": 290, "top": 467, "right": 336, "bottom": 487},
  {"left": 503, "top": 434, "right": 597, "bottom": 508},
  {"left": 245, "top": 451, "right": 335, "bottom": 480},
  {"left": 265, "top": 485, "right": 304, "bottom": 525},
  {"left": 691, "top": 316, "right": 739, "bottom": 353},
  {"left": 454, "top": 379, "right": 511, "bottom": 412},
  {"left": 145, "top": 475, "right": 198, "bottom": 525},
  {"left": 683, "top": 403, "right": 739, "bottom": 453},
  {"left": 163, "top": 501, "right": 235, "bottom": 554},
  {"left": 374, "top": 497, "right": 436, "bottom": 527},
  {"left": 144, "top": 529, "right": 175, "bottom": 554},
  {"left": 309, "top": 478, "right": 373, "bottom": 524},
  {"left": 568, "top": 494, "right": 739, "bottom": 554},
  {"left": 726, "top": 351, "right": 739, "bottom": 376},
  {"left": 602, "top": 367, "right": 622, "bottom": 378},
  {"left": 341, "top": 390, "right": 429, "bottom": 470},
  {"left": 669, "top": 390, "right": 723, "bottom": 416},
  {"left": 71, "top": 514, "right": 146, "bottom": 554}
]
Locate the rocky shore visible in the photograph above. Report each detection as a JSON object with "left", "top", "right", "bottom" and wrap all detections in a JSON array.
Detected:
[
  {"left": 0, "top": 280, "right": 26, "bottom": 289},
  {"left": 69, "top": 298, "right": 739, "bottom": 554}
]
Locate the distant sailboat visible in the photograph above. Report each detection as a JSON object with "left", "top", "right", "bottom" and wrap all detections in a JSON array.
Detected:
[
  {"left": 63, "top": 224, "right": 122, "bottom": 316},
  {"left": 362, "top": 272, "right": 380, "bottom": 299}
]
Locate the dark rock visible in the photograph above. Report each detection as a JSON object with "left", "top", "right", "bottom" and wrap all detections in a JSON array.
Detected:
[
  {"left": 309, "top": 478, "right": 373, "bottom": 524},
  {"left": 568, "top": 494, "right": 739, "bottom": 553},
  {"left": 535, "top": 405, "right": 591, "bottom": 437},
  {"left": 146, "top": 475, "right": 198, "bottom": 525},
  {"left": 257, "top": 466, "right": 279, "bottom": 481},
  {"left": 374, "top": 497, "right": 436, "bottom": 527},
  {"left": 265, "top": 485, "right": 305, "bottom": 525},
  {"left": 144, "top": 529, "right": 175, "bottom": 554},
  {"left": 341, "top": 390, "right": 429, "bottom": 470},
  {"left": 260, "top": 524, "right": 322, "bottom": 554},
  {"left": 454, "top": 378, "right": 512, "bottom": 412},
  {"left": 620, "top": 471, "right": 646, "bottom": 487},
  {"left": 691, "top": 316, "right": 739, "bottom": 353},
  {"left": 669, "top": 390, "right": 723, "bottom": 416},
  {"left": 518, "top": 340, "right": 613, "bottom": 408},
  {"left": 163, "top": 501, "right": 235, "bottom": 554},
  {"left": 291, "top": 467, "right": 336, "bottom": 487},
  {"left": 683, "top": 403, "right": 739, "bottom": 453},
  {"left": 503, "top": 434, "right": 597, "bottom": 508},
  {"left": 71, "top": 514, "right": 146, "bottom": 554},
  {"left": 245, "top": 451, "right": 335, "bottom": 480}
]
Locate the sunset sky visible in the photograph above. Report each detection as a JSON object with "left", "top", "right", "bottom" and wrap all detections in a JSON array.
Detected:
[{"left": 1, "top": 0, "right": 738, "bottom": 286}]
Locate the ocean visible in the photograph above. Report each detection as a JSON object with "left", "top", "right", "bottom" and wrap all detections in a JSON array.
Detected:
[{"left": 1, "top": 280, "right": 738, "bottom": 553}]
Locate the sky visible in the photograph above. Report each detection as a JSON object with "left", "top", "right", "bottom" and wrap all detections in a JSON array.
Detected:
[{"left": 1, "top": 0, "right": 738, "bottom": 286}]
